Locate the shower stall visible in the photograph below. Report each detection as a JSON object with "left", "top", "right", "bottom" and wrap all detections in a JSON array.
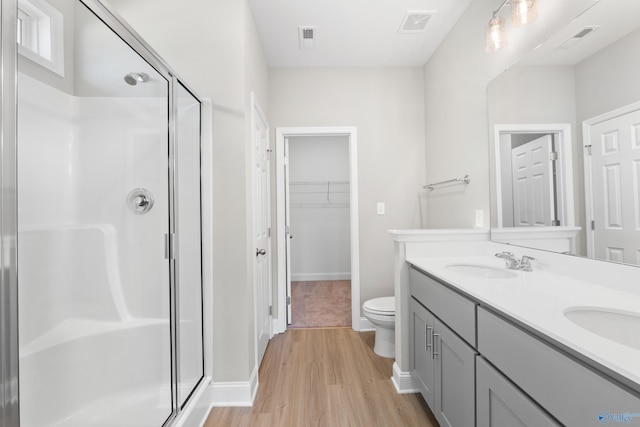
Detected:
[{"left": 1, "top": 0, "right": 209, "bottom": 425}]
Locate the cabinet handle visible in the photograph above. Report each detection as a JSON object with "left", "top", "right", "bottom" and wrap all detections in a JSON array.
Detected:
[
  {"left": 426, "top": 326, "right": 433, "bottom": 352},
  {"left": 433, "top": 333, "right": 440, "bottom": 359}
]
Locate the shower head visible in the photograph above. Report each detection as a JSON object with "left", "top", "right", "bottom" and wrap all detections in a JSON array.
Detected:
[{"left": 124, "top": 72, "right": 149, "bottom": 86}]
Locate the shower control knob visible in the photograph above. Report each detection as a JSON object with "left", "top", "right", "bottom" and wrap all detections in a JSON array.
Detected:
[
  {"left": 134, "top": 195, "right": 149, "bottom": 208},
  {"left": 127, "top": 188, "right": 154, "bottom": 214}
]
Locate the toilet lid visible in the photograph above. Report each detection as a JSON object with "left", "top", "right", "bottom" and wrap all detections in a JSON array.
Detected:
[{"left": 363, "top": 297, "right": 395, "bottom": 315}]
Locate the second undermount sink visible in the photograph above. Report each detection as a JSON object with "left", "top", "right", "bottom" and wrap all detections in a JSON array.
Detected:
[
  {"left": 564, "top": 307, "right": 640, "bottom": 350},
  {"left": 445, "top": 264, "right": 517, "bottom": 279}
]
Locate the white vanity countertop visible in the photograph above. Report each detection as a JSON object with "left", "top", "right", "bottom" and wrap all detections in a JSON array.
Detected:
[{"left": 406, "top": 255, "right": 640, "bottom": 390}]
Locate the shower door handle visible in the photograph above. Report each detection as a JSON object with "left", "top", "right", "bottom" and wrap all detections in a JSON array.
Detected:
[{"left": 256, "top": 248, "right": 266, "bottom": 257}]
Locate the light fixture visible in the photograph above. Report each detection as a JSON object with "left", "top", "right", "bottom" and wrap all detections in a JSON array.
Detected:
[
  {"left": 485, "top": 0, "right": 538, "bottom": 53},
  {"left": 511, "top": 0, "right": 538, "bottom": 27},
  {"left": 486, "top": 16, "right": 508, "bottom": 52}
]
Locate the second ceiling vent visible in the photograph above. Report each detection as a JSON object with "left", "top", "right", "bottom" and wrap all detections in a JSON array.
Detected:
[
  {"left": 556, "top": 26, "right": 600, "bottom": 49},
  {"left": 398, "top": 11, "right": 435, "bottom": 34},
  {"left": 298, "top": 26, "right": 317, "bottom": 50}
]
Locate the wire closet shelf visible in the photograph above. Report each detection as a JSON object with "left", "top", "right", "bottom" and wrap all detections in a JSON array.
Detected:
[{"left": 289, "top": 180, "right": 350, "bottom": 208}]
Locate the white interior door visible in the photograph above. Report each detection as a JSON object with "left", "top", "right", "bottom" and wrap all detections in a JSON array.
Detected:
[
  {"left": 284, "top": 138, "right": 293, "bottom": 324},
  {"left": 252, "top": 95, "right": 271, "bottom": 365},
  {"left": 511, "top": 135, "right": 555, "bottom": 226},
  {"left": 588, "top": 109, "right": 640, "bottom": 264}
]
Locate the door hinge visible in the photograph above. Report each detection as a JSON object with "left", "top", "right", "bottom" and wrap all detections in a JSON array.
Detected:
[
  {"left": 549, "top": 151, "right": 558, "bottom": 161},
  {"left": 269, "top": 305, "right": 272, "bottom": 316},
  {"left": 591, "top": 220, "right": 595, "bottom": 230},
  {"left": 267, "top": 227, "right": 271, "bottom": 238},
  {"left": 284, "top": 156, "right": 289, "bottom": 166},
  {"left": 552, "top": 219, "right": 560, "bottom": 226},
  {"left": 286, "top": 296, "right": 291, "bottom": 305},
  {"left": 585, "top": 145, "right": 592, "bottom": 155}
]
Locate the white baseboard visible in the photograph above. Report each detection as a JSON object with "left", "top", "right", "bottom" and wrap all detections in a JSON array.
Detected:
[
  {"left": 207, "top": 364, "right": 259, "bottom": 407},
  {"left": 272, "top": 318, "right": 286, "bottom": 335},
  {"left": 392, "top": 362, "right": 419, "bottom": 394},
  {"left": 359, "top": 317, "right": 375, "bottom": 331},
  {"left": 170, "top": 377, "right": 211, "bottom": 427},
  {"left": 291, "top": 273, "right": 351, "bottom": 281}
]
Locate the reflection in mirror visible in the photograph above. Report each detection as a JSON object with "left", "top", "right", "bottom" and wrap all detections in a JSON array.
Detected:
[
  {"left": 488, "top": 0, "right": 640, "bottom": 266},
  {"left": 493, "top": 124, "right": 574, "bottom": 229}
]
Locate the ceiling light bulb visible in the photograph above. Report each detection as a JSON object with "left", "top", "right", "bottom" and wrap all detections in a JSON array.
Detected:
[
  {"left": 486, "top": 16, "right": 508, "bottom": 52},
  {"left": 511, "top": 0, "right": 538, "bottom": 27}
]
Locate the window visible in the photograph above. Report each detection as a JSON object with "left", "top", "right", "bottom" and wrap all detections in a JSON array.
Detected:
[{"left": 17, "top": 0, "right": 64, "bottom": 76}]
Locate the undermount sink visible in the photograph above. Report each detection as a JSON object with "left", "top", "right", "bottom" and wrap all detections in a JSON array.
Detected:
[
  {"left": 445, "top": 264, "right": 517, "bottom": 279},
  {"left": 564, "top": 307, "right": 640, "bottom": 350}
]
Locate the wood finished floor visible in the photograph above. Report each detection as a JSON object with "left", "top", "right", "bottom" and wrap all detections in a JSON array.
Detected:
[{"left": 204, "top": 328, "right": 438, "bottom": 427}]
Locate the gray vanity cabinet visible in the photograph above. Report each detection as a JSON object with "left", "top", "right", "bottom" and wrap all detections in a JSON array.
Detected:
[
  {"left": 409, "top": 264, "right": 640, "bottom": 427},
  {"left": 432, "top": 316, "right": 477, "bottom": 427},
  {"left": 478, "top": 307, "right": 640, "bottom": 427},
  {"left": 476, "top": 356, "right": 560, "bottom": 427},
  {"left": 409, "top": 268, "right": 477, "bottom": 427},
  {"left": 410, "top": 298, "right": 436, "bottom": 406}
]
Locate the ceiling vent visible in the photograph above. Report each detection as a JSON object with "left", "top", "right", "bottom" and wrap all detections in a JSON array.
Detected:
[
  {"left": 556, "top": 26, "right": 600, "bottom": 49},
  {"left": 398, "top": 11, "right": 434, "bottom": 34},
  {"left": 298, "top": 26, "right": 317, "bottom": 50}
]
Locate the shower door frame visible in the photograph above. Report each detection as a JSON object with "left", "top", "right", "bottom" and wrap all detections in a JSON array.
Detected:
[
  {"left": 0, "top": 0, "right": 210, "bottom": 425},
  {"left": 1, "top": 0, "right": 20, "bottom": 425}
]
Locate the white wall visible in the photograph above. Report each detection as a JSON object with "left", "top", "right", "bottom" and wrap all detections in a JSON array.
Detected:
[
  {"left": 18, "top": 71, "right": 170, "bottom": 318},
  {"left": 423, "top": 0, "right": 596, "bottom": 228},
  {"left": 288, "top": 135, "right": 351, "bottom": 281},
  {"left": 269, "top": 67, "right": 426, "bottom": 312},
  {"left": 575, "top": 28, "right": 640, "bottom": 123}
]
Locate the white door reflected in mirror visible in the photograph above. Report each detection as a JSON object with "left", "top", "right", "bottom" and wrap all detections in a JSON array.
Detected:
[{"left": 493, "top": 124, "right": 575, "bottom": 229}]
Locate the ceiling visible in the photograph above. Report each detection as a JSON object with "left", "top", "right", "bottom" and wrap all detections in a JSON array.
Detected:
[
  {"left": 521, "top": 0, "right": 640, "bottom": 66},
  {"left": 247, "top": 0, "right": 473, "bottom": 68}
]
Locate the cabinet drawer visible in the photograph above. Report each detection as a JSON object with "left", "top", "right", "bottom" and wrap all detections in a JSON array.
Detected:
[
  {"left": 478, "top": 307, "right": 640, "bottom": 427},
  {"left": 477, "top": 356, "right": 560, "bottom": 427},
  {"left": 410, "top": 266, "right": 476, "bottom": 346}
]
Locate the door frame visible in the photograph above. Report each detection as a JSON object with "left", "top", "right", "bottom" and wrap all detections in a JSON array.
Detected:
[
  {"left": 274, "top": 127, "right": 360, "bottom": 333},
  {"left": 582, "top": 100, "right": 640, "bottom": 259},
  {"left": 251, "top": 93, "right": 272, "bottom": 367},
  {"left": 493, "top": 123, "right": 575, "bottom": 228}
]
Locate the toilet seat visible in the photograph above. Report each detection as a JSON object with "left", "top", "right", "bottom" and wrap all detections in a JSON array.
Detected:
[{"left": 363, "top": 297, "right": 395, "bottom": 316}]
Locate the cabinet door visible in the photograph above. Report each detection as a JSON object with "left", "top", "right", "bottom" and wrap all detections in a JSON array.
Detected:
[
  {"left": 477, "top": 357, "right": 560, "bottom": 427},
  {"left": 410, "top": 298, "right": 435, "bottom": 408},
  {"left": 434, "top": 318, "right": 477, "bottom": 427}
]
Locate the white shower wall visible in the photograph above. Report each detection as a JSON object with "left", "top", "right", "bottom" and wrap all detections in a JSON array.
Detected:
[
  {"left": 18, "top": 72, "right": 169, "bottom": 322},
  {"left": 17, "top": 71, "right": 174, "bottom": 426},
  {"left": 289, "top": 135, "right": 351, "bottom": 281}
]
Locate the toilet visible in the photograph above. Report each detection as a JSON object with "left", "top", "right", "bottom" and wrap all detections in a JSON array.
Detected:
[{"left": 362, "top": 296, "right": 396, "bottom": 358}]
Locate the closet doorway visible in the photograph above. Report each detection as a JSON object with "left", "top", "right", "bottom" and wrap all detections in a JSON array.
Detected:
[{"left": 275, "top": 127, "right": 360, "bottom": 333}]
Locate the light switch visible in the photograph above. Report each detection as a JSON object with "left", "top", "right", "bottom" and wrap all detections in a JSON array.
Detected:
[{"left": 377, "top": 202, "right": 385, "bottom": 215}]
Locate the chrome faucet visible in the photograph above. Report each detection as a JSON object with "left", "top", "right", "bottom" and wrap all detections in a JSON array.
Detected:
[
  {"left": 495, "top": 252, "right": 536, "bottom": 271},
  {"left": 519, "top": 255, "right": 536, "bottom": 272}
]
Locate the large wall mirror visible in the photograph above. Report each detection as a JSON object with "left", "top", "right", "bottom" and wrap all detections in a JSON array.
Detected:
[{"left": 488, "top": 0, "right": 640, "bottom": 266}]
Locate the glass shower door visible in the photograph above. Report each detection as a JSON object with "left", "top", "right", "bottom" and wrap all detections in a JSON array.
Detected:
[
  {"left": 175, "top": 82, "right": 205, "bottom": 407},
  {"left": 17, "top": 1, "right": 173, "bottom": 425}
]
